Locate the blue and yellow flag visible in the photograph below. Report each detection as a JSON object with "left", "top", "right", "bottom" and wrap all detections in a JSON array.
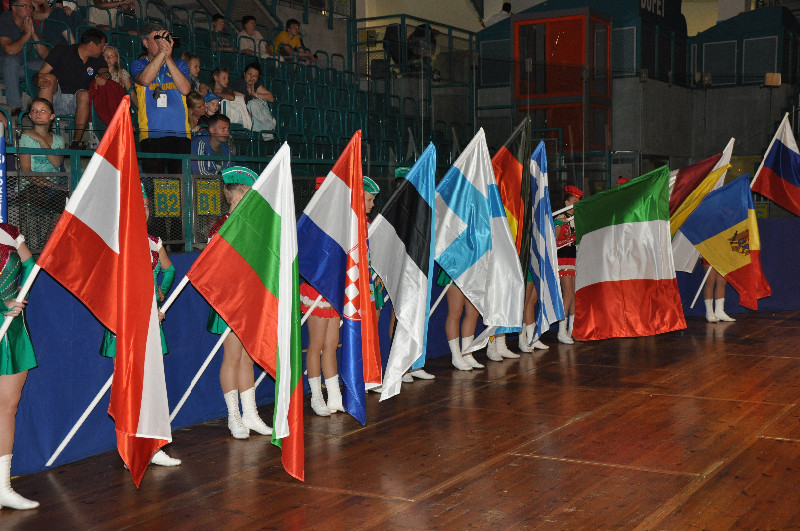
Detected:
[{"left": 677, "top": 176, "right": 771, "bottom": 310}]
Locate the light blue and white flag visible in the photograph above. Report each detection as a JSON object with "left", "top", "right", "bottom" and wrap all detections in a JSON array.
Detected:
[
  {"left": 525, "top": 141, "right": 564, "bottom": 343},
  {"left": 435, "top": 128, "right": 524, "bottom": 352}
]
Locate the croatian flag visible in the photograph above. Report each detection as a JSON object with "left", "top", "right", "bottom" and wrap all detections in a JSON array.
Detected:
[
  {"left": 752, "top": 113, "right": 800, "bottom": 215},
  {"left": 37, "top": 97, "right": 170, "bottom": 487},
  {"left": 435, "top": 128, "right": 524, "bottom": 350},
  {"left": 369, "top": 143, "right": 436, "bottom": 400},
  {"left": 526, "top": 141, "right": 564, "bottom": 343},
  {"left": 296, "top": 131, "right": 381, "bottom": 425}
]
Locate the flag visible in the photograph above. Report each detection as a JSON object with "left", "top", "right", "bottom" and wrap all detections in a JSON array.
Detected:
[
  {"left": 186, "top": 144, "right": 304, "bottom": 480},
  {"left": 37, "top": 96, "right": 170, "bottom": 487},
  {"left": 492, "top": 116, "right": 532, "bottom": 273},
  {"left": 368, "top": 144, "right": 436, "bottom": 401},
  {"left": 526, "top": 141, "right": 564, "bottom": 343},
  {"left": 677, "top": 175, "right": 771, "bottom": 310},
  {"left": 670, "top": 139, "right": 734, "bottom": 272},
  {"left": 296, "top": 131, "right": 381, "bottom": 425},
  {"left": 752, "top": 113, "right": 800, "bottom": 215},
  {"left": 0, "top": 121, "right": 6, "bottom": 222},
  {"left": 435, "top": 128, "right": 524, "bottom": 349},
  {"left": 572, "top": 166, "right": 686, "bottom": 340}
]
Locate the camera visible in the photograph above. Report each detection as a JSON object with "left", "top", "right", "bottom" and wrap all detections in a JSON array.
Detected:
[{"left": 153, "top": 33, "right": 181, "bottom": 48}]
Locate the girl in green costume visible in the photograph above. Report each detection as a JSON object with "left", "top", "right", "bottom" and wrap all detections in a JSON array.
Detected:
[
  {"left": 0, "top": 225, "right": 39, "bottom": 510},
  {"left": 97, "top": 187, "right": 180, "bottom": 467}
]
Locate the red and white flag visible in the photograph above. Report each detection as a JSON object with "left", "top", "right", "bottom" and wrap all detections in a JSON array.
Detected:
[{"left": 37, "top": 96, "right": 170, "bottom": 487}]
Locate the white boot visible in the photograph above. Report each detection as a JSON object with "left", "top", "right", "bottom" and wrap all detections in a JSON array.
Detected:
[
  {"left": 704, "top": 299, "right": 718, "bottom": 323},
  {"left": 531, "top": 338, "right": 549, "bottom": 350},
  {"left": 557, "top": 320, "right": 574, "bottom": 344},
  {"left": 460, "top": 336, "right": 484, "bottom": 369},
  {"left": 325, "top": 375, "right": 345, "bottom": 413},
  {"left": 402, "top": 372, "right": 414, "bottom": 383},
  {"left": 308, "top": 376, "right": 331, "bottom": 416},
  {"left": 495, "top": 335, "right": 520, "bottom": 359},
  {"left": 151, "top": 449, "right": 181, "bottom": 466},
  {"left": 486, "top": 336, "right": 503, "bottom": 361},
  {"left": 240, "top": 387, "right": 272, "bottom": 435},
  {"left": 409, "top": 369, "right": 435, "bottom": 380},
  {"left": 714, "top": 298, "right": 736, "bottom": 322},
  {"left": 449, "top": 338, "right": 472, "bottom": 371},
  {"left": 568, "top": 315, "right": 575, "bottom": 339},
  {"left": 525, "top": 323, "right": 549, "bottom": 350},
  {"left": 223, "top": 390, "right": 250, "bottom": 439},
  {"left": 0, "top": 454, "right": 38, "bottom": 510},
  {"left": 518, "top": 330, "right": 533, "bottom": 353}
]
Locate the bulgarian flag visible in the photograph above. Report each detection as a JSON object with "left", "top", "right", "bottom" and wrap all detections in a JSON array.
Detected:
[
  {"left": 187, "top": 144, "right": 304, "bottom": 481},
  {"left": 492, "top": 116, "right": 533, "bottom": 272},
  {"left": 573, "top": 166, "right": 687, "bottom": 340},
  {"left": 37, "top": 96, "right": 171, "bottom": 487}
]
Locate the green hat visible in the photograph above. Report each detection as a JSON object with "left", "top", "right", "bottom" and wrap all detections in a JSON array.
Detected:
[
  {"left": 141, "top": 183, "right": 147, "bottom": 198},
  {"left": 222, "top": 166, "right": 257, "bottom": 186},
  {"left": 395, "top": 167, "right": 411, "bottom": 179},
  {"left": 363, "top": 175, "right": 380, "bottom": 196}
]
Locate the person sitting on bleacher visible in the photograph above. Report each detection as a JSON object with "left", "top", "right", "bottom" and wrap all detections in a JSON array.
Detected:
[
  {"left": 181, "top": 51, "right": 208, "bottom": 96},
  {"left": 88, "top": 0, "right": 135, "bottom": 31},
  {"left": 42, "top": 0, "right": 83, "bottom": 45},
  {"left": 34, "top": 27, "right": 108, "bottom": 149},
  {"left": 186, "top": 90, "right": 203, "bottom": 133},
  {"left": 237, "top": 15, "right": 270, "bottom": 59},
  {"left": 0, "top": 0, "right": 50, "bottom": 116},
  {"left": 211, "top": 13, "right": 234, "bottom": 52},
  {"left": 197, "top": 91, "right": 220, "bottom": 129},
  {"left": 209, "top": 66, "right": 250, "bottom": 129},
  {"left": 191, "top": 113, "right": 232, "bottom": 175},
  {"left": 273, "top": 18, "right": 316, "bottom": 63}
]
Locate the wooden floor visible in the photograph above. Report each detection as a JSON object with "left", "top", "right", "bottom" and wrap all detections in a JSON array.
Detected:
[{"left": 4, "top": 312, "right": 800, "bottom": 529}]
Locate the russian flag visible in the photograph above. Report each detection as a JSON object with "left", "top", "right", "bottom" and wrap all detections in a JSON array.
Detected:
[
  {"left": 296, "top": 131, "right": 380, "bottom": 425},
  {"left": 435, "top": 128, "right": 524, "bottom": 350},
  {"left": 37, "top": 97, "right": 170, "bottom": 487},
  {"left": 752, "top": 113, "right": 800, "bottom": 215},
  {"left": 526, "top": 141, "right": 564, "bottom": 343}
]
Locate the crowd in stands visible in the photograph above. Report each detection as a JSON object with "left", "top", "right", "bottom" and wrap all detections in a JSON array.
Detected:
[{"left": 0, "top": 0, "right": 319, "bottom": 177}]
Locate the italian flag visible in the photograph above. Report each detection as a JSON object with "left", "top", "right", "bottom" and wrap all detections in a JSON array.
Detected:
[
  {"left": 187, "top": 144, "right": 304, "bottom": 480},
  {"left": 573, "top": 166, "right": 687, "bottom": 340}
]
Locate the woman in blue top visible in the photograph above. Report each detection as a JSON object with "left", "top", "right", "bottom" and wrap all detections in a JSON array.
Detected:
[{"left": 18, "top": 98, "right": 67, "bottom": 209}]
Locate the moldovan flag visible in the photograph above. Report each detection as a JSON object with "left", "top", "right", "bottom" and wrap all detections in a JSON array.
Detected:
[
  {"left": 369, "top": 143, "right": 436, "bottom": 401},
  {"left": 37, "top": 96, "right": 170, "bottom": 487},
  {"left": 573, "top": 166, "right": 686, "bottom": 340},
  {"left": 296, "top": 131, "right": 381, "bottom": 425},
  {"left": 526, "top": 141, "right": 564, "bottom": 343},
  {"left": 435, "top": 128, "right": 524, "bottom": 349},
  {"left": 186, "top": 144, "right": 304, "bottom": 480},
  {"left": 752, "top": 113, "right": 800, "bottom": 215},
  {"left": 677, "top": 175, "right": 771, "bottom": 310},
  {"left": 492, "top": 116, "right": 532, "bottom": 272}
]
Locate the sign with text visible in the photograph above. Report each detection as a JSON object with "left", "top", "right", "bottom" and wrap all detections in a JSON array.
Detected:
[
  {"left": 196, "top": 179, "right": 221, "bottom": 216},
  {"left": 153, "top": 179, "right": 181, "bottom": 218}
]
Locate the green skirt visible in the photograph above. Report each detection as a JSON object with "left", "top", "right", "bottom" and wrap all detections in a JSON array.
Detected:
[
  {"left": 99, "top": 324, "right": 168, "bottom": 358},
  {"left": 207, "top": 308, "right": 228, "bottom": 334},
  {"left": 0, "top": 312, "right": 37, "bottom": 375},
  {"left": 436, "top": 268, "right": 452, "bottom": 288}
]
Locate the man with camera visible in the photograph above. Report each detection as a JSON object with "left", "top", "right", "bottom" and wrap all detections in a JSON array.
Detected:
[{"left": 131, "top": 21, "right": 191, "bottom": 174}]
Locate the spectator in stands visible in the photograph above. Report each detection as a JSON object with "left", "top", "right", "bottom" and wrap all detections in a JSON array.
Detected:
[
  {"left": 273, "top": 18, "right": 316, "bottom": 63},
  {"left": 211, "top": 13, "right": 234, "bottom": 52},
  {"left": 230, "top": 61, "right": 273, "bottom": 103},
  {"left": 31, "top": 0, "right": 50, "bottom": 21},
  {"left": 89, "top": 0, "right": 135, "bottom": 31},
  {"left": 0, "top": 0, "right": 50, "bottom": 116},
  {"left": 237, "top": 15, "right": 269, "bottom": 58},
  {"left": 186, "top": 90, "right": 204, "bottom": 132},
  {"left": 191, "top": 113, "right": 232, "bottom": 175},
  {"left": 198, "top": 91, "right": 219, "bottom": 128},
  {"left": 181, "top": 51, "right": 208, "bottom": 95},
  {"left": 484, "top": 2, "right": 511, "bottom": 27},
  {"left": 131, "top": 21, "right": 191, "bottom": 174},
  {"left": 208, "top": 66, "right": 241, "bottom": 101},
  {"left": 34, "top": 28, "right": 108, "bottom": 149},
  {"left": 42, "top": 0, "right": 83, "bottom": 45},
  {"left": 103, "top": 45, "right": 131, "bottom": 92},
  {"left": 18, "top": 97, "right": 65, "bottom": 175}
]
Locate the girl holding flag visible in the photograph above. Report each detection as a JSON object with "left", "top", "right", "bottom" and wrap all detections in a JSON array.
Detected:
[
  {"left": 207, "top": 166, "right": 273, "bottom": 439},
  {"left": 0, "top": 225, "right": 38, "bottom": 510},
  {"left": 98, "top": 184, "right": 181, "bottom": 467},
  {"left": 555, "top": 185, "right": 582, "bottom": 344},
  {"left": 440, "top": 270, "right": 483, "bottom": 371}
]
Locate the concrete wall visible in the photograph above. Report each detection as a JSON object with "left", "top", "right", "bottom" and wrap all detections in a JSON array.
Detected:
[
  {"left": 273, "top": 5, "right": 349, "bottom": 60},
  {"left": 612, "top": 77, "right": 792, "bottom": 164}
]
